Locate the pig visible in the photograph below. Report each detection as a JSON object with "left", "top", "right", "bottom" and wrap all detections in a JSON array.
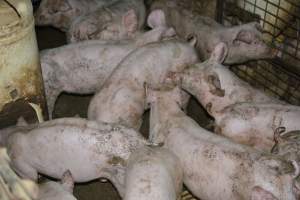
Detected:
[
  {"left": 149, "top": 0, "right": 276, "bottom": 64},
  {"left": 38, "top": 170, "right": 77, "bottom": 200},
  {"left": 146, "top": 87, "right": 300, "bottom": 200},
  {"left": 165, "top": 42, "right": 282, "bottom": 117},
  {"left": 34, "top": 0, "right": 119, "bottom": 31},
  {"left": 41, "top": 9, "right": 176, "bottom": 119},
  {"left": 6, "top": 117, "right": 148, "bottom": 197},
  {"left": 87, "top": 38, "right": 199, "bottom": 130},
  {"left": 124, "top": 146, "right": 183, "bottom": 200},
  {"left": 214, "top": 102, "right": 300, "bottom": 152},
  {"left": 67, "top": 0, "right": 146, "bottom": 42}
]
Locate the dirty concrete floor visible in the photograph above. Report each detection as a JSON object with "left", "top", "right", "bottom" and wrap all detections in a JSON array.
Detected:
[{"left": 36, "top": 26, "right": 211, "bottom": 200}]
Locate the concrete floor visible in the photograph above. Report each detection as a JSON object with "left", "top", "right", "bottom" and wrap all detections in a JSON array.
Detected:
[{"left": 35, "top": 26, "right": 210, "bottom": 200}]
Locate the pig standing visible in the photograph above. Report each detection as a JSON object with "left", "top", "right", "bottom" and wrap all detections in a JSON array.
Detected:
[
  {"left": 88, "top": 38, "right": 199, "bottom": 130},
  {"left": 214, "top": 103, "right": 300, "bottom": 151},
  {"left": 38, "top": 170, "right": 77, "bottom": 200},
  {"left": 165, "top": 42, "right": 281, "bottom": 117},
  {"left": 41, "top": 9, "right": 175, "bottom": 119},
  {"left": 146, "top": 87, "right": 299, "bottom": 200},
  {"left": 124, "top": 146, "right": 183, "bottom": 200},
  {"left": 35, "top": 0, "right": 118, "bottom": 31},
  {"left": 149, "top": 0, "right": 276, "bottom": 64},
  {"left": 6, "top": 118, "right": 148, "bottom": 197},
  {"left": 67, "top": 0, "right": 146, "bottom": 42}
]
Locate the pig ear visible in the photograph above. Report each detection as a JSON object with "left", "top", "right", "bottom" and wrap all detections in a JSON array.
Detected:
[
  {"left": 123, "top": 9, "right": 138, "bottom": 34},
  {"left": 147, "top": 9, "right": 167, "bottom": 28},
  {"left": 61, "top": 170, "right": 74, "bottom": 193},
  {"left": 251, "top": 186, "right": 278, "bottom": 200},
  {"left": 209, "top": 42, "right": 228, "bottom": 64},
  {"left": 16, "top": 117, "right": 28, "bottom": 126}
]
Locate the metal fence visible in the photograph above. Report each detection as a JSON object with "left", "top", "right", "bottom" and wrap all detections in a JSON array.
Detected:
[{"left": 217, "top": 0, "right": 300, "bottom": 105}]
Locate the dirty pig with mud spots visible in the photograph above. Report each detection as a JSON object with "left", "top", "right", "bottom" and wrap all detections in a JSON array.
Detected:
[
  {"left": 88, "top": 38, "right": 199, "bottom": 130},
  {"left": 6, "top": 117, "right": 148, "bottom": 198},
  {"left": 146, "top": 87, "right": 300, "bottom": 200},
  {"left": 40, "top": 9, "right": 176, "bottom": 119}
]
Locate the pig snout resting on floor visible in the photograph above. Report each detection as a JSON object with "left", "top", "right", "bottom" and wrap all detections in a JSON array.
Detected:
[
  {"left": 165, "top": 42, "right": 281, "bottom": 117},
  {"left": 150, "top": 0, "right": 276, "bottom": 64},
  {"left": 124, "top": 146, "right": 183, "bottom": 200},
  {"left": 38, "top": 170, "right": 77, "bottom": 200},
  {"left": 214, "top": 103, "right": 300, "bottom": 152},
  {"left": 41, "top": 9, "right": 176, "bottom": 119},
  {"left": 88, "top": 39, "right": 199, "bottom": 130},
  {"left": 6, "top": 118, "right": 148, "bottom": 197},
  {"left": 146, "top": 87, "right": 300, "bottom": 200},
  {"left": 67, "top": 0, "right": 146, "bottom": 42},
  {"left": 34, "top": 0, "right": 119, "bottom": 31}
]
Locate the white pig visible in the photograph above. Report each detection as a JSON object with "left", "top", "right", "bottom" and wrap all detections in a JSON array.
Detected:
[
  {"left": 146, "top": 87, "right": 299, "bottom": 200},
  {"left": 165, "top": 42, "right": 282, "bottom": 117},
  {"left": 6, "top": 117, "right": 148, "bottom": 197},
  {"left": 35, "top": 0, "right": 118, "bottom": 31},
  {"left": 41, "top": 9, "right": 176, "bottom": 119},
  {"left": 150, "top": 0, "right": 277, "bottom": 64},
  {"left": 38, "top": 170, "right": 76, "bottom": 200},
  {"left": 67, "top": 0, "right": 146, "bottom": 42},
  {"left": 214, "top": 102, "right": 300, "bottom": 151},
  {"left": 88, "top": 39, "right": 199, "bottom": 130},
  {"left": 124, "top": 146, "right": 183, "bottom": 200}
]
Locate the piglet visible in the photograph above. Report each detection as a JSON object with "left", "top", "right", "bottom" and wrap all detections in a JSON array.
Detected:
[
  {"left": 88, "top": 38, "right": 199, "bottom": 130},
  {"left": 147, "top": 87, "right": 299, "bottom": 200},
  {"left": 67, "top": 0, "right": 145, "bottom": 42},
  {"left": 6, "top": 117, "right": 148, "bottom": 197},
  {"left": 214, "top": 102, "right": 300, "bottom": 151},
  {"left": 41, "top": 9, "right": 176, "bottom": 119},
  {"left": 165, "top": 42, "right": 281, "bottom": 117},
  {"left": 124, "top": 146, "right": 183, "bottom": 200},
  {"left": 38, "top": 170, "right": 76, "bottom": 200},
  {"left": 150, "top": 0, "right": 276, "bottom": 64},
  {"left": 35, "top": 0, "right": 118, "bottom": 31}
]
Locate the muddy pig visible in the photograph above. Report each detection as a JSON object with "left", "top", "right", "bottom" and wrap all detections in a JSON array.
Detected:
[
  {"left": 149, "top": 0, "right": 276, "bottom": 64},
  {"left": 124, "top": 146, "right": 183, "bottom": 200},
  {"left": 146, "top": 87, "right": 300, "bottom": 200},
  {"left": 165, "top": 42, "right": 282, "bottom": 117},
  {"left": 67, "top": 0, "right": 146, "bottom": 42},
  {"left": 88, "top": 38, "right": 199, "bottom": 130},
  {"left": 6, "top": 117, "right": 148, "bottom": 197},
  {"left": 38, "top": 170, "right": 76, "bottom": 200},
  {"left": 214, "top": 102, "right": 300, "bottom": 152},
  {"left": 35, "top": 0, "right": 118, "bottom": 31},
  {"left": 41, "top": 9, "right": 175, "bottom": 119}
]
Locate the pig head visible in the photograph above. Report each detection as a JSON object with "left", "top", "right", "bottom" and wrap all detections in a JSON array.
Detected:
[{"left": 149, "top": 0, "right": 276, "bottom": 64}]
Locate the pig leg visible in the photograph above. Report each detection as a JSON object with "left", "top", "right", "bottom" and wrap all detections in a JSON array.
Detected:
[
  {"left": 12, "top": 158, "right": 38, "bottom": 181},
  {"left": 44, "top": 86, "right": 60, "bottom": 119},
  {"left": 251, "top": 186, "right": 278, "bottom": 200}
]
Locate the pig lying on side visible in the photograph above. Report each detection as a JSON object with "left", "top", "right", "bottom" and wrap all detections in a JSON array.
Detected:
[
  {"left": 88, "top": 39, "right": 199, "bottom": 130},
  {"left": 147, "top": 87, "right": 299, "bottom": 200},
  {"left": 6, "top": 118, "right": 148, "bottom": 197},
  {"left": 67, "top": 0, "right": 146, "bottom": 42},
  {"left": 35, "top": 0, "right": 119, "bottom": 31},
  {"left": 124, "top": 146, "right": 183, "bottom": 200},
  {"left": 150, "top": 0, "right": 276, "bottom": 64},
  {"left": 214, "top": 103, "right": 300, "bottom": 151},
  {"left": 165, "top": 43, "right": 281, "bottom": 117},
  {"left": 41, "top": 9, "right": 175, "bottom": 119},
  {"left": 38, "top": 170, "right": 76, "bottom": 200}
]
